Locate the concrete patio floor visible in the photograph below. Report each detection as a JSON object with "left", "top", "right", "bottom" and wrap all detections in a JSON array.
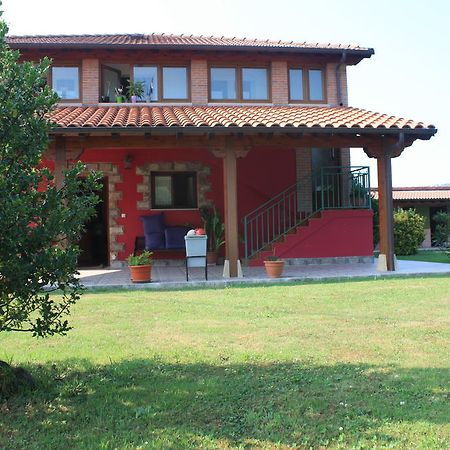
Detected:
[{"left": 78, "top": 259, "right": 450, "bottom": 289}]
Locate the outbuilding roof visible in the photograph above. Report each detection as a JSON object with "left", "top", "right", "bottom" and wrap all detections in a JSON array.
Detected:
[{"left": 372, "top": 187, "right": 450, "bottom": 201}]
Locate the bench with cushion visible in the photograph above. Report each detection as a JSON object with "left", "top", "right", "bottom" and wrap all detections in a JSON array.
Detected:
[{"left": 134, "top": 213, "right": 189, "bottom": 255}]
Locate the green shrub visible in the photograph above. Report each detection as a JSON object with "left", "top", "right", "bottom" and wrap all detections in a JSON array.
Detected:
[
  {"left": 432, "top": 211, "right": 450, "bottom": 249},
  {"left": 394, "top": 208, "right": 425, "bottom": 255},
  {"left": 371, "top": 196, "right": 379, "bottom": 247}
]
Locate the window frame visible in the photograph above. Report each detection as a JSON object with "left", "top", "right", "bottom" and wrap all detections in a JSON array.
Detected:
[
  {"left": 150, "top": 171, "right": 198, "bottom": 210},
  {"left": 288, "top": 66, "right": 326, "bottom": 104},
  {"left": 208, "top": 65, "right": 271, "bottom": 103},
  {"left": 50, "top": 64, "right": 81, "bottom": 102},
  {"left": 99, "top": 63, "right": 191, "bottom": 103}
]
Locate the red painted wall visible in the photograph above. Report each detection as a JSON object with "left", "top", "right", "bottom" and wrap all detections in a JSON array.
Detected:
[
  {"left": 251, "top": 209, "right": 374, "bottom": 265},
  {"left": 70, "top": 145, "right": 297, "bottom": 260},
  {"left": 43, "top": 146, "right": 374, "bottom": 264}
]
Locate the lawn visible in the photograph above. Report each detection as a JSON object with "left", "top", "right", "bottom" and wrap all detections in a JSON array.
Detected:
[
  {"left": 397, "top": 250, "right": 450, "bottom": 264},
  {"left": 1, "top": 278, "right": 450, "bottom": 449}
]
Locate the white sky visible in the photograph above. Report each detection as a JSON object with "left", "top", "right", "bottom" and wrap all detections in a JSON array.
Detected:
[{"left": 3, "top": 0, "right": 449, "bottom": 187}]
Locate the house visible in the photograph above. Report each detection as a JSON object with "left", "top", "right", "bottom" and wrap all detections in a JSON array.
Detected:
[
  {"left": 7, "top": 33, "right": 437, "bottom": 275},
  {"left": 372, "top": 187, "right": 450, "bottom": 247}
]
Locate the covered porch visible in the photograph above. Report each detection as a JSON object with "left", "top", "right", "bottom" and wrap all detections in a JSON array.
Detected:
[{"left": 48, "top": 105, "right": 437, "bottom": 277}]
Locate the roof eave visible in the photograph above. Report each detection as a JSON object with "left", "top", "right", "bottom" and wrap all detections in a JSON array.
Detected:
[
  {"left": 9, "top": 41, "right": 374, "bottom": 59},
  {"left": 49, "top": 125, "right": 436, "bottom": 138}
]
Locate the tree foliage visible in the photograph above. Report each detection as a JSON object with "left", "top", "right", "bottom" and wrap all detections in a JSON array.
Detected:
[
  {"left": 393, "top": 208, "right": 425, "bottom": 255},
  {"left": 0, "top": 10, "right": 100, "bottom": 337}
]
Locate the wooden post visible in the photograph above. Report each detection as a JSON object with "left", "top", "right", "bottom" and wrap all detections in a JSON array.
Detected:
[
  {"left": 223, "top": 146, "right": 240, "bottom": 277},
  {"left": 54, "top": 136, "right": 66, "bottom": 190},
  {"left": 211, "top": 144, "right": 249, "bottom": 278},
  {"left": 377, "top": 151, "right": 396, "bottom": 271}
]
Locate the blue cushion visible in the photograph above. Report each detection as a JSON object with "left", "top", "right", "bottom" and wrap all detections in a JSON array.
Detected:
[
  {"left": 144, "top": 232, "right": 165, "bottom": 250},
  {"left": 165, "top": 226, "right": 188, "bottom": 249},
  {"left": 140, "top": 213, "right": 165, "bottom": 234},
  {"left": 140, "top": 214, "right": 165, "bottom": 250}
]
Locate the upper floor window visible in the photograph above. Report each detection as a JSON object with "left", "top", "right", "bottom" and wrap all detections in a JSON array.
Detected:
[
  {"left": 52, "top": 67, "right": 80, "bottom": 100},
  {"left": 289, "top": 68, "right": 325, "bottom": 102},
  {"left": 162, "top": 67, "right": 188, "bottom": 100},
  {"left": 100, "top": 63, "right": 189, "bottom": 103},
  {"left": 210, "top": 66, "right": 269, "bottom": 101},
  {"left": 242, "top": 68, "right": 268, "bottom": 100}
]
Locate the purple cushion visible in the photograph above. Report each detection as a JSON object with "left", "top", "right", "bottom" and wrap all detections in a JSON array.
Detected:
[
  {"left": 165, "top": 226, "right": 188, "bottom": 249},
  {"left": 140, "top": 213, "right": 165, "bottom": 234},
  {"left": 144, "top": 232, "right": 165, "bottom": 250}
]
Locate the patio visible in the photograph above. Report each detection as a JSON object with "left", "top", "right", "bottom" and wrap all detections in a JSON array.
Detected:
[{"left": 78, "top": 259, "right": 450, "bottom": 289}]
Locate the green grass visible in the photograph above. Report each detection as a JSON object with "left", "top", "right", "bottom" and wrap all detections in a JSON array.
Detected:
[
  {"left": 1, "top": 278, "right": 450, "bottom": 449},
  {"left": 397, "top": 250, "right": 450, "bottom": 264}
]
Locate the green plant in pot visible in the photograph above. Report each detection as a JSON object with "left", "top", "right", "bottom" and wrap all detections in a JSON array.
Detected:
[
  {"left": 199, "top": 205, "right": 225, "bottom": 265},
  {"left": 127, "top": 80, "right": 145, "bottom": 103},
  {"left": 115, "top": 86, "right": 125, "bottom": 103},
  {"left": 127, "top": 250, "right": 153, "bottom": 283}
]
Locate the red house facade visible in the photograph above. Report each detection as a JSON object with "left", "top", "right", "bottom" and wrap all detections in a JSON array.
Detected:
[{"left": 7, "top": 34, "right": 436, "bottom": 275}]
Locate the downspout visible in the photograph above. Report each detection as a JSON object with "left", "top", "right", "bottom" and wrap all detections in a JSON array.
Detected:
[{"left": 335, "top": 50, "right": 347, "bottom": 106}]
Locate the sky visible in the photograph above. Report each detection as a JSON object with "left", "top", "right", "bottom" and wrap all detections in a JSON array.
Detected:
[{"left": 2, "top": 0, "right": 449, "bottom": 187}]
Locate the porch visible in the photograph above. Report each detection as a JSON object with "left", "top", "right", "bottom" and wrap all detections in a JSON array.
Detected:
[
  {"left": 48, "top": 105, "right": 437, "bottom": 276},
  {"left": 78, "top": 259, "right": 450, "bottom": 289}
]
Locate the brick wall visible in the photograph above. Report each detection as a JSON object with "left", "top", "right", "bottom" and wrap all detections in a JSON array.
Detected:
[
  {"left": 296, "top": 148, "right": 313, "bottom": 213},
  {"left": 326, "top": 63, "right": 348, "bottom": 106},
  {"left": 191, "top": 59, "right": 208, "bottom": 104},
  {"left": 271, "top": 61, "right": 288, "bottom": 104},
  {"left": 82, "top": 59, "right": 100, "bottom": 105}
]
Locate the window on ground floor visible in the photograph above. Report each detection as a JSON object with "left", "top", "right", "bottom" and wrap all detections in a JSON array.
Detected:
[{"left": 151, "top": 172, "right": 197, "bottom": 209}]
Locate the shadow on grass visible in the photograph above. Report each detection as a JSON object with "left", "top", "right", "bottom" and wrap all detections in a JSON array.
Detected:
[{"left": 1, "top": 359, "right": 449, "bottom": 449}]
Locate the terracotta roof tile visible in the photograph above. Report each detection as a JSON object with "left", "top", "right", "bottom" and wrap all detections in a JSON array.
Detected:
[
  {"left": 48, "top": 105, "right": 435, "bottom": 134},
  {"left": 372, "top": 187, "right": 450, "bottom": 201},
  {"left": 7, "top": 33, "right": 372, "bottom": 55}
]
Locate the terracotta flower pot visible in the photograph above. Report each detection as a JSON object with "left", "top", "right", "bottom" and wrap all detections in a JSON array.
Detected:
[
  {"left": 264, "top": 260, "right": 285, "bottom": 278},
  {"left": 207, "top": 251, "right": 218, "bottom": 265},
  {"left": 129, "top": 264, "right": 152, "bottom": 283}
]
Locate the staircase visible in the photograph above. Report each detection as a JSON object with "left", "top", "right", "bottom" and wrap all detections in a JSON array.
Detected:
[{"left": 243, "top": 166, "right": 371, "bottom": 264}]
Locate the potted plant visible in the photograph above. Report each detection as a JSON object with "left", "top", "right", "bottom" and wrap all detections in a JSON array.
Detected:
[
  {"left": 199, "top": 205, "right": 225, "bottom": 265},
  {"left": 127, "top": 80, "right": 145, "bottom": 103},
  {"left": 115, "top": 86, "right": 125, "bottom": 103},
  {"left": 127, "top": 250, "right": 153, "bottom": 283},
  {"left": 264, "top": 254, "right": 285, "bottom": 278}
]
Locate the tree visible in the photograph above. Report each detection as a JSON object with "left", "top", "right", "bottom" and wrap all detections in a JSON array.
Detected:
[{"left": 0, "top": 10, "right": 100, "bottom": 338}]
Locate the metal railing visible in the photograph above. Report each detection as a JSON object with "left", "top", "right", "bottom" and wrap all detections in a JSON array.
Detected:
[{"left": 243, "top": 166, "right": 370, "bottom": 261}]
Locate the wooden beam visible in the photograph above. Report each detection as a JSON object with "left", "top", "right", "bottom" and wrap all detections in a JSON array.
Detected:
[
  {"left": 59, "top": 132, "right": 399, "bottom": 152},
  {"left": 377, "top": 151, "right": 396, "bottom": 271}
]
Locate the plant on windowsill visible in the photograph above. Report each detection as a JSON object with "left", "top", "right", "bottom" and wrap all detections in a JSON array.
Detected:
[
  {"left": 127, "top": 250, "right": 153, "bottom": 283},
  {"left": 199, "top": 205, "right": 225, "bottom": 265},
  {"left": 263, "top": 253, "right": 285, "bottom": 278},
  {"left": 115, "top": 86, "right": 125, "bottom": 103},
  {"left": 126, "top": 80, "right": 145, "bottom": 103}
]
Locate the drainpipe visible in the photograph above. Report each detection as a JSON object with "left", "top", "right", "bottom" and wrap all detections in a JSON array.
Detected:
[{"left": 336, "top": 50, "right": 347, "bottom": 107}]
